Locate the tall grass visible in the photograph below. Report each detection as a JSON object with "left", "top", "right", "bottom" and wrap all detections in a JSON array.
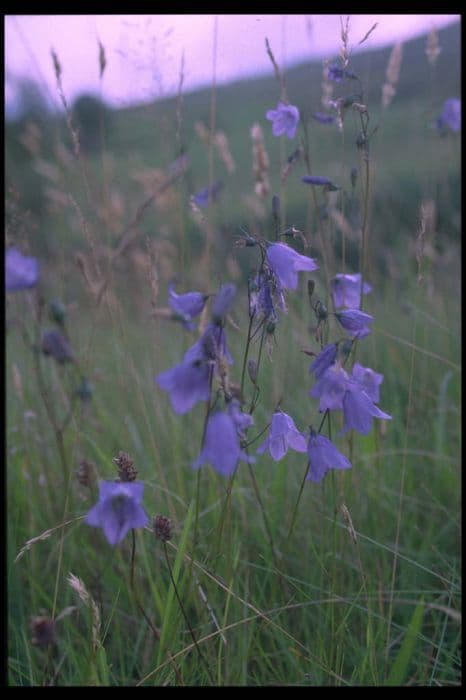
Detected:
[{"left": 7, "top": 18, "right": 461, "bottom": 686}]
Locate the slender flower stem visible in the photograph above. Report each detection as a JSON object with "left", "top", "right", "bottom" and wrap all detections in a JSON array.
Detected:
[
  {"left": 287, "top": 459, "right": 309, "bottom": 540},
  {"left": 130, "top": 531, "right": 161, "bottom": 640},
  {"left": 163, "top": 542, "right": 215, "bottom": 685},
  {"left": 240, "top": 311, "right": 255, "bottom": 400}
]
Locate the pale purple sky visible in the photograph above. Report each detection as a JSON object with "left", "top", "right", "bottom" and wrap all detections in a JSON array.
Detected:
[{"left": 5, "top": 14, "right": 460, "bottom": 113}]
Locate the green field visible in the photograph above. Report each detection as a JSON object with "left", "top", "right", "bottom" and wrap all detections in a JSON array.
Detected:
[{"left": 6, "top": 21, "right": 461, "bottom": 686}]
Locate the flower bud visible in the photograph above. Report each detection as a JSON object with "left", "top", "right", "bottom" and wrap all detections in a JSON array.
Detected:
[
  {"left": 247, "top": 359, "right": 258, "bottom": 385},
  {"left": 49, "top": 299, "right": 67, "bottom": 326}
]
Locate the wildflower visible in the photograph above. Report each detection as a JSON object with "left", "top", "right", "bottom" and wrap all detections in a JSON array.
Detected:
[
  {"left": 211, "top": 282, "right": 237, "bottom": 324},
  {"left": 309, "top": 343, "right": 338, "bottom": 379},
  {"left": 310, "top": 364, "right": 349, "bottom": 411},
  {"left": 156, "top": 338, "right": 211, "bottom": 415},
  {"left": 192, "top": 181, "right": 223, "bottom": 208},
  {"left": 342, "top": 382, "right": 391, "bottom": 435},
  {"left": 266, "top": 242, "right": 318, "bottom": 291},
  {"left": 156, "top": 324, "right": 231, "bottom": 414},
  {"left": 153, "top": 514, "right": 172, "bottom": 542},
  {"left": 312, "top": 112, "right": 335, "bottom": 125},
  {"left": 307, "top": 430, "right": 351, "bottom": 482},
  {"left": 168, "top": 283, "right": 207, "bottom": 329},
  {"left": 257, "top": 410, "right": 307, "bottom": 461},
  {"left": 436, "top": 98, "right": 461, "bottom": 133},
  {"left": 5, "top": 247, "right": 39, "bottom": 291},
  {"left": 330, "top": 273, "right": 372, "bottom": 309},
  {"left": 266, "top": 102, "right": 300, "bottom": 139},
  {"left": 84, "top": 481, "right": 149, "bottom": 546},
  {"left": 351, "top": 362, "right": 384, "bottom": 404},
  {"left": 192, "top": 411, "right": 254, "bottom": 476},
  {"left": 41, "top": 329, "right": 74, "bottom": 364},
  {"left": 335, "top": 309, "right": 373, "bottom": 338}
]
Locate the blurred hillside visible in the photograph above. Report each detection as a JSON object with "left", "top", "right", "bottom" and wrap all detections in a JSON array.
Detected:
[{"left": 5, "top": 21, "right": 461, "bottom": 269}]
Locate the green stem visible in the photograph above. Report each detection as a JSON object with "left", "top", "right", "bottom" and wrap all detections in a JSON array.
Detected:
[{"left": 163, "top": 543, "right": 214, "bottom": 684}]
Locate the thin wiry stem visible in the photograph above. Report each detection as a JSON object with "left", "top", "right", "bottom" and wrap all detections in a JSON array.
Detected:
[
  {"left": 163, "top": 543, "right": 215, "bottom": 685},
  {"left": 130, "top": 531, "right": 161, "bottom": 640}
]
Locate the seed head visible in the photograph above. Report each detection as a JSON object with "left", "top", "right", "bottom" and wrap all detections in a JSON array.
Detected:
[
  {"left": 113, "top": 451, "right": 138, "bottom": 482},
  {"left": 153, "top": 515, "right": 172, "bottom": 542}
]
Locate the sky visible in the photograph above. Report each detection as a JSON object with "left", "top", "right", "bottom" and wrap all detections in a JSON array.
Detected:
[{"left": 5, "top": 14, "right": 460, "bottom": 115}]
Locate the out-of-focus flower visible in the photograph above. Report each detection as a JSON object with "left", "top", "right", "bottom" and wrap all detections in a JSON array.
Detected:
[
  {"left": 306, "top": 430, "right": 351, "bottom": 482},
  {"left": 84, "top": 481, "right": 149, "bottom": 546},
  {"left": 302, "top": 175, "right": 339, "bottom": 191},
  {"left": 327, "top": 64, "right": 358, "bottom": 82},
  {"left": 266, "top": 102, "right": 300, "bottom": 139},
  {"left": 436, "top": 98, "right": 461, "bottom": 133},
  {"left": 351, "top": 363, "right": 384, "bottom": 404},
  {"left": 302, "top": 175, "right": 332, "bottom": 186},
  {"left": 257, "top": 410, "right": 307, "bottom": 461},
  {"left": 330, "top": 273, "right": 372, "bottom": 309},
  {"left": 266, "top": 242, "right": 318, "bottom": 291},
  {"left": 309, "top": 343, "right": 338, "bottom": 379},
  {"left": 211, "top": 283, "right": 237, "bottom": 324},
  {"left": 335, "top": 309, "right": 373, "bottom": 338},
  {"left": 192, "top": 180, "right": 223, "bottom": 208},
  {"left": 312, "top": 112, "right": 335, "bottom": 125},
  {"left": 168, "top": 284, "right": 207, "bottom": 330},
  {"left": 6, "top": 247, "right": 39, "bottom": 291},
  {"left": 41, "top": 330, "right": 74, "bottom": 364},
  {"left": 192, "top": 411, "right": 254, "bottom": 476},
  {"left": 30, "top": 615, "right": 56, "bottom": 648},
  {"left": 342, "top": 382, "right": 391, "bottom": 435}
]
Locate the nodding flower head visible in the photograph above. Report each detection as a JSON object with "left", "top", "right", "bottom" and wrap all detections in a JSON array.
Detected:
[
  {"left": 330, "top": 273, "right": 372, "bottom": 309},
  {"left": 309, "top": 343, "right": 338, "bottom": 379},
  {"left": 335, "top": 309, "right": 373, "bottom": 338},
  {"left": 168, "top": 284, "right": 207, "bottom": 329},
  {"left": 266, "top": 242, "right": 318, "bottom": 291},
  {"left": 266, "top": 102, "right": 300, "bottom": 139},
  {"left": 192, "top": 411, "right": 254, "bottom": 476},
  {"left": 156, "top": 323, "right": 232, "bottom": 415},
  {"left": 306, "top": 430, "right": 351, "bottom": 483},
  {"left": 192, "top": 181, "right": 223, "bottom": 208},
  {"left": 257, "top": 410, "right": 307, "bottom": 462},
  {"left": 84, "top": 481, "right": 149, "bottom": 546},
  {"left": 342, "top": 381, "right": 391, "bottom": 435}
]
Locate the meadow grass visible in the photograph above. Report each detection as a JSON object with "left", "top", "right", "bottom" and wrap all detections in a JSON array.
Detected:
[{"left": 6, "top": 20, "right": 461, "bottom": 686}]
